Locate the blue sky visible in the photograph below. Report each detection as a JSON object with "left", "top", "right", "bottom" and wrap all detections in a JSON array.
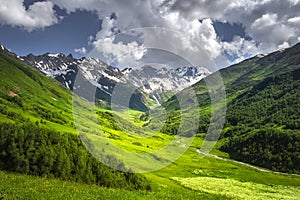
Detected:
[
  {"left": 0, "top": 9, "right": 100, "bottom": 57},
  {"left": 0, "top": 0, "right": 299, "bottom": 69}
]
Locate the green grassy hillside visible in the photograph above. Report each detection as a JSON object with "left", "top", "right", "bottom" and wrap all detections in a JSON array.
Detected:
[
  {"left": 0, "top": 48, "right": 75, "bottom": 133},
  {"left": 0, "top": 48, "right": 150, "bottom": 190},
  {"left": 165, "top": 43, "right": 300, "bottom": 173}
]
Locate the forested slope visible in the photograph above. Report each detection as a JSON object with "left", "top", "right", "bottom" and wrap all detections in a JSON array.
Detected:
[{"left": 165, "top": 43, "right": 300, "bottom": 173}]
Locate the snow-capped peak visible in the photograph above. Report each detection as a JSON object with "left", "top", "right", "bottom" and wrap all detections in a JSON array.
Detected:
[
  {"left": 124, "top": 65, "right": 211, "bottom": 93},
  {"left": 279, "top": 48, "right": 286, "bottom": 53},
  {"left": 256, "top": 54, "right": 266, "bottom": 58},
  {"left": 48, "top": 53, "right": 60, "bottom": 58},
  {"left": 21, "top": 53, "right": 211, "bottom": 105}
]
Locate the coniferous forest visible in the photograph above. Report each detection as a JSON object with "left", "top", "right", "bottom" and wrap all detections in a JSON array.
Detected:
[
  {"left": 0, "top": 123, "right": 150, "bottom": 190},
  {"left": 165, "top": 43, "right": 300, "bottom": 173}
]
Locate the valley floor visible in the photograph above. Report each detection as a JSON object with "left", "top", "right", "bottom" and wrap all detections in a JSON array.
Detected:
[
  {"left": 197, "top": 149, "right": 300, "bottom": 177},
  {"left": 1, "top": 146, "right": 299, "bottom": 200}
]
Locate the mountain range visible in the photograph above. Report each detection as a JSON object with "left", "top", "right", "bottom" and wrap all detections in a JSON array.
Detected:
[{"left": 20, "top": 52, "right": 211, "bottom": 107}]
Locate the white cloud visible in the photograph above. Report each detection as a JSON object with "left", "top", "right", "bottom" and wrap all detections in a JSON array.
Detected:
[
  {"left": 162, "top": 0, "right": 233, "bottom": 20},
  {"left": 0, "top": 0, "right": 58, "bottom": 31},
  {"left": 88, "top": 35, "right": 94, "bottom": 45},
  {"left": 197, "top": 19, "right": 222, "bottom": 59},
  {"left": 67, "top": 2, "right": 221, "bottom": 68},
  {"left": 49, "top": 0, "right": 104, "bottom": 14},
  {"left": 48, "top": 0, "right": 300, "bottom": 68},
  {"left": 248, "top": 13, "right": 296, "bottom": 53},
  {"left": 223, "top": 0, "right": 300, "bottom": 54},
  {"left": 90, "top": 17, "right": 147, "bottom": 67},
  {"left": 288, "top": 0, "right": 300, "bottom": 5},
  {"left": 288, "top": 16, "right": 300, "bottom": 24},
  {"left": 222, "top": 36, "right": 260, "bottom": 63},
  {"left": 74, "top": 47, "right": 87, "bottom": 54},
  {"left": 278, "top": 41, "right": 290, "bottom": 49},
  {"left": 93, "top": 37, "right": 147, "bottom": 67},
  {"left": 3, "top": 0, "right": 299, "bottom": 68},
  {"left": 251, "top": 13, "right": 278, "bottom": 28}
]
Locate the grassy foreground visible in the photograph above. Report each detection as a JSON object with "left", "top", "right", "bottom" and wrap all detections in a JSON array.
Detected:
[
  {"left": 0, "top": 171, "right": 221, "bottom": 200},
  {"left": 172, "top": 177, "right": 300, "bottom": 200},
  {"left": 1, "top": 140, "right": 299, "bottom": 200}
]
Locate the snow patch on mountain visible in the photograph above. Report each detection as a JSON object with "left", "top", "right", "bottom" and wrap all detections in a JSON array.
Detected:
[
  {"left": 48, "top": 53, "right": 60, "bottom": 58},
  {"left": 256, "top": 54, "right": 266, "bottom": 58},
  {"left": 124, "top": 65, "right": 211, "bottom": 93},
  {"left": 20, "top": 53, "right": 211, "bottom": 104}
]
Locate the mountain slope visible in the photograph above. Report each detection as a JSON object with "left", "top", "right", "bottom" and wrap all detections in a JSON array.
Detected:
[
  {"left": 221, "top": 68, "right": 300, "bottom": 173},
  {"left": 0, "top": 47, "right": 73, "bottom": 128},
  {"left": 0, "top": 47, "right": 150, "bottom": 190},
  {"left": 165, "top": 43, "right": 300, "bottom": 173}
]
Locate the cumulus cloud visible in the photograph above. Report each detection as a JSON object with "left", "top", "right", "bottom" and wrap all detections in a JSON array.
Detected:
[
  {"left": 93, "top": 36, "right": 147, "bottom": 66},
  {"left": 164, "top": 0, "right": 300, "bottom": 55},
  {"left": 222, "top": 36, "right": 260, "bottom": 63},
  {"left": 278, "top": 41, "right": 290, "bottom": 49},
  {"left": 2, "top": 0, "right": 299, "bottom": 68},
  {"left": 162, "top": 0, "right": 231, "bottom": 20},
  {"left": 49, "top": 0, "right": 220, "bottom": 68},
  {"left": 249, "top": 13, "right": 296, "bottom": 52},
  {"left": 224, "top": 0, "right": 300, "bottom": 53},
  {"left": 288, "top": 16, "right": 300, "bottom": 24},
  {"left": 74, "top": 47, "right": 87, "bottom": 54},
  {"left": 0, "top": 0, "right": 58, "bottom": 31},
  {"left": 90, "top": 17, "right": 147, "bottom": 67},
  {"left": 47, "top": 0, "right": 299, "bottom": 68}
]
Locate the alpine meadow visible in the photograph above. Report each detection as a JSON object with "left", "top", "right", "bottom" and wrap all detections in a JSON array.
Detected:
[
  {"left": 0, "top": 41, "right": 300, "bottom": 199},
  {"left": 0, "top": 1, "right": 300, "bottom": 199}
]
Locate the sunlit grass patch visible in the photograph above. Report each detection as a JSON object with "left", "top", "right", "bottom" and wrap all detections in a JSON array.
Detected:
[{"left": 171, "top": 176, "right": 300, "bottom": 200}]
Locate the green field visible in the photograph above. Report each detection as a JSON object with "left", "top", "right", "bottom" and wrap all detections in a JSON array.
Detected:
[{"left": 172, "top": 177, "right": 299, "bottom": 200}]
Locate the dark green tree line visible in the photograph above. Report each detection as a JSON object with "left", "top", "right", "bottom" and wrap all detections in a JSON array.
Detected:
[{"left": 0, "top": 123, "right": 150, "bottom": 190}]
